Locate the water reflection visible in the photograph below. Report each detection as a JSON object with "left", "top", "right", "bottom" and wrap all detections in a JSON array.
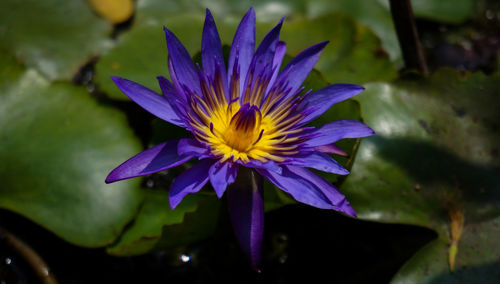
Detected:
[{"left": 180, "top": 254, "right": 191, "bottom": 263}]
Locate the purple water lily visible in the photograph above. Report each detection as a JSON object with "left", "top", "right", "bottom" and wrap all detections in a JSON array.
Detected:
[{"left": 106, "top": 8, "right": 374, "bottom": 271}]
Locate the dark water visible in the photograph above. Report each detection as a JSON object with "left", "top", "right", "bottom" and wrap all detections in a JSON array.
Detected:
[{"left": 0, "top": 206, "right": 435, "bottom": 284}]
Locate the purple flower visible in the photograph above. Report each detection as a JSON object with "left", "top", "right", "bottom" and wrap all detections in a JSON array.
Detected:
[{"left": 106, "top": 8, "right": 374, "bottom": 271}]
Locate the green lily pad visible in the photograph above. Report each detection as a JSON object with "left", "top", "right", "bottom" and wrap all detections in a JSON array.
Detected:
[
  {"left": 279, "top": 14, "right": 397, "bottom": 86},
  {"left": 152, "top": 193, "right": 220, "bottom": 250},
  {"left": 107, "top": 191, "right": 220, "bottom": 256},
  {"left": 409, "top": 0, "right": 475, "bottom": 23},
  {"left": 0, "top": 0, "right": 112, "bottom": 81},
  {"left": 341, "top": 69, "right": 500, "bottom": 282},
  {"left": 307, "top": 0, "right": 401, "bottom": 64},
  {"left": 393, "top": 215, "right": 500, "bottom": 283},
  {"left": 0, "top": 51, "right": 143, "bottom": 247}
]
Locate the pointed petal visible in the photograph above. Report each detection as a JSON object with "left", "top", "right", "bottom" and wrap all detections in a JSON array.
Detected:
[
  {"left": 265, "top": 41, "right": 286, "bottom": 96},
  {"left": 164, "top": 27, "right": 202, "bottom": 96},
  {"left": 177, "top": 138, "right": 209, "bottom": 156},
  {"left": 257, "top": 167, "right": 333, "bottom": 209},
  {"left": 111, "top": 76, "right": 185, "bottom": 127},
  {"left": 304, "top": 120, "right": 375, "bottom": 147},
  {"left": 258, "top": 166, "right": 356, "bottom": 216},
  {"left": 227, "top": 168, "right": 264, "bottom": 272},
  {"left": 277, "top": 41, "right": 328, "bottom": 100},
  {"left": 298, "top": 84, "right": 365, "bottom": 125},
  {"left": 202, "top": 9, "right": 227, "bottom": 89},
  {"left": 156, "top": 75, "right": 176, "bottom": 94},
  {"left": 157, "top": 76, "right": 188, "bottom": 124},
  {"left": 106, "top": 140, "right": 193, "bottom": 183},
  {"left": 242, "top": 18, "right": 283, "bottom": 102},
  {"left": 228, "top": 8, "right": 255, "bottom": 96},
  {"left": 209, "top": 162, "right": 239, "bottom": 198},
  {"left": 253, "top": 18, "right": 283, "bottom": 70},
  {"left": 157, "top": 76, "right": 185, "bottom": 102},
  {"left": 287, "top": 166, "right": 356, "bottom": 217},
  {"left": 284, "top": 152, "right": 349, "bottom": 175},
  {"left": 314, "top": 144, "right": 349, "bottom": 156},
  {"left": 238, "top": 160, "right": 282, "bottom": 174},
  {"left": 169, "top": 159, "right": 214, "bottom": 209}
]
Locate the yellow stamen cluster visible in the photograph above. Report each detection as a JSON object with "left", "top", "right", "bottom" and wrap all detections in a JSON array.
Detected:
[{"left": 187, "top": 72, "right": 304, "bottom": 163}]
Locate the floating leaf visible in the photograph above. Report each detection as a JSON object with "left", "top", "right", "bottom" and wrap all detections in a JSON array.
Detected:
[
  {"left": 0, "top": 0, "right": 112, "bottom": 80},
  {"left": 392, "top": 215, "right": 500, "bottom": 283},
  {"left": 0, "top": 51, "right": 143, "bottom": 247},
  {"left": 279, "top": 14, "right": 397, "bottom": 85},
  {"left": 107, "top": 191, "right": 219, "bottom": 256},
  {"left": 341, "top": 69, "right": 500, "bottom": 282},
  {"left": 410, "top": 0, "right": 475, "bottom": 23}
]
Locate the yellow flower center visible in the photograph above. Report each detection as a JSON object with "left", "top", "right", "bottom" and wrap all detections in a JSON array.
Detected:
[
  {"left": 205, "top": 102, "right": 279, "bottom": 163},
  {"left": 222, "top": 104, "right": 261, "bottom": 152},
  {"left": 187, "top": 74, "right": 303, "bottom": 164}
]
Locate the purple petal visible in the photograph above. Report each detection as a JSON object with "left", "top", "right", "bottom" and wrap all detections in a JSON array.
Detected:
[
  {"left": 169, "top": 159, "right": 214, "bottom": 209},
  {"left": 284, "top": 152, "right": 349, "bottom": 175},
  {"left": 228, "top": 8, "right": 256, "bottom": 97},
  {"left": 156, "top": 75, "right": 176, "bottom": 93},
  {"left": 287, "top": 166, "right": 356, "bottom": 217},
  {"left": 202, "top": 9, "right": 227, "bottom": 91},
  {"left": 314, "top": 144, "right": 349, "bottom": 156},
  {"left": 258, "top": 166, "right": 333, "bottom": 209},
  {"left": 242, "top": 18, "right": 283, "bottom": 102},
  {"left": 238, "top": 159, "right": 282, "bottom": 174},
  {"left": 304, "top": 120, "right": 375, "bottom": 147},
  {"left": 265, "top": 41, "right": 286, "bottom": 96},
  {"left": 227, "top": 168, "right": 264, "bottom": 272},
  {"left": 111, "top": 76, "right": 185, "bottom": 127},
  {"left": 298, "top": 84, "right": 365, "bottom": 125},
  {"left": 258, "top": 166, "right": 356, "bottom": 216},
  {"left": 157, "top": 76, "right": 185, "bottom": 102},
  {"left": 177, "top": 138, "right": 209, "bottom": 156},
  {"left": 277, "top": 41, "right": 328, "bottom": 100},
  {"left": 164, "top": 27, "right": 202, "bottom": 97},
  {"left": 209, "top": 162, "right": 239, "bottom": 198},
  {"left": 253, "top": 18, "right": 283, "bottom": 70},
  {"left": 106, "top": 140, "right": 193, "bottom": 183},
  {"left": 157, "top": 76, "right": 188, "bottom": 124}
]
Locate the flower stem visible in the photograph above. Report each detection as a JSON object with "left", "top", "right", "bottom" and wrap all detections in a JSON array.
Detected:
[{"left": 389, "top": 0, "right": 429, "bottom": 76}]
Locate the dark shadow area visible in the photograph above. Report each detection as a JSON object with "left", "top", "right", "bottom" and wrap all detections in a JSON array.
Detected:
[
  {"left": 372, "top": 136, "right": 500, "bottom": 211},
  {"left": 111, "top": 14, "right": 135, "bottom": 39},
  {"left": 429, "top": 262, "right": 500, "bottom": 284},
  {"left": 417, "top": 0, "right": 500, "bottom": 74},
  {"left": 0, "top": 204, "right": 436, "bottom": 284}
]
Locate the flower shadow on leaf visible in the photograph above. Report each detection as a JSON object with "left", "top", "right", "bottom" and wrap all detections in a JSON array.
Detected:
[{"left": 371, "top": 136, "right": 500, "bottom": 220}]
